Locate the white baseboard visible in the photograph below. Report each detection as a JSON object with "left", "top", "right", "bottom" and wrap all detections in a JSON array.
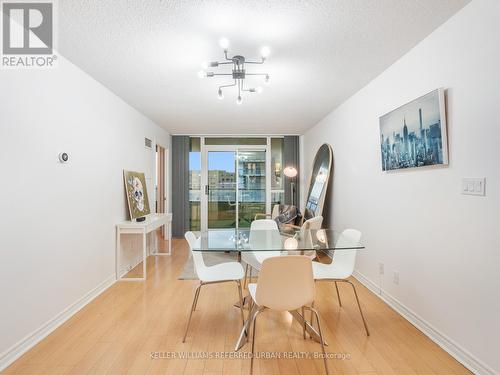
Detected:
[
  {"left": 353, "top": 270, "right": 496, "bottom": 375},
  {"left": 0, "top": 274, "right": 116, "bottom": 372}
]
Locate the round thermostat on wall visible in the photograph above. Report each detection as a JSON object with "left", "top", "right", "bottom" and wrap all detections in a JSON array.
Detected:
[{"left": 58, "top": 152, "right": 69, "bottom": 163}]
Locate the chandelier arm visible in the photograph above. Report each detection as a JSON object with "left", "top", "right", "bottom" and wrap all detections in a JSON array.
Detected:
[
  {"left": 245, "top": 73, "right": 269, "bottom": 76},
  {"left": 240, "top": 79, "right": 251, "bottom": 92},
  {"left": 245, "top": 59, "right": 265, "bottom": 65},
  {"left": 224, "top": 50, "right": 232, "bottom": 61},
  {"left": 212, "top": 73, "right": 233, "bottom": 76},
  {"left": 218, "top": 80, "right": 237, "bottom": 90}
]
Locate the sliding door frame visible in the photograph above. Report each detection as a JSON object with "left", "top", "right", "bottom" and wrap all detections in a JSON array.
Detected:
[{"left": 200, "top": 140, "right": 271, "bottom": 232}]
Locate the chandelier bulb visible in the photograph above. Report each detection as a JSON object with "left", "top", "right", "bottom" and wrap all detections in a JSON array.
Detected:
[
  {"left": 265, "top": 74, "right": 270, "bottom": 84},
  {"left": 261, "top": 46, "right": 271, "bottom": 58},
  {"left": 218, "top": 89, "right": 224, "bottom": 100},
  {"left": 219, "top": 37, "right": 230, "bottom": 51},
  {"left": 198, "top": 70, "right": 206, "bottom": 78},
  {"left": 236, "top": 96, "right": 243, "bottom": 105},
  {"left": 201, "top": 61, "right": 209, "bottom": 69},
  {"left": 256, "top": 86, "right": 263, "bottom": 94}
]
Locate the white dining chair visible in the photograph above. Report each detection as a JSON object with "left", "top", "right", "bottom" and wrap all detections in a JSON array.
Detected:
[
  {"left": 183, "top": 231, "right": 246, "bottom": 342},
  {"left": 245, "top": 256, "right": 329, "bottom": 375},
  {"left": 302, "top": 216, "right": 323, "bottom": 258},
  {"left": 312, "top": 229, "right": 369, "bottom": 336},
  {"left": 302, "top": 215, "right": 323, "bottom": 232},
  {"left": 241, "top": 219, "right": 281, "bottom": 288},
  {"left": 285, "top": 215, "right": 323, "bottom": 259}
]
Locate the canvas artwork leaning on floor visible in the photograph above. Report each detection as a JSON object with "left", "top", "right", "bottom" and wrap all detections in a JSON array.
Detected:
[{"left": 380, "top": 88, "right": 448, "bottom": 171}]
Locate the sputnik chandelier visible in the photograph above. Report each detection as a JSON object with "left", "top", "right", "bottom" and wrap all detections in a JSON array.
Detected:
[{"left": 198, "top": 38, "right": 270, "bottom": 105}]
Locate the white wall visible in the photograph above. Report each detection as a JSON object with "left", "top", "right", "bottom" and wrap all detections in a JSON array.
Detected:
[
  {"left": 301, "top": 0, "right": 500, "bottom": 374},
  {"left": 0, "top": 55, "right": 170, "bottom": 368}
]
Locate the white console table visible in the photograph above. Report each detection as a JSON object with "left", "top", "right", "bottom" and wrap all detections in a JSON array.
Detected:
[{"left": 116, "top": 213, "right": 172, "bottom": 281}]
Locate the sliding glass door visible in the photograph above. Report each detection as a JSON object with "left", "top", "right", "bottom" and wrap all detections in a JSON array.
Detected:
[
  {"left": 201, "top": 145, "right": 269, "bottom": 231},
  {"left": 207, "top": 151, "right": 237, "bottom": 229},
  {"left": 237, "top": 150, "right": 266, "bottom": 228}
]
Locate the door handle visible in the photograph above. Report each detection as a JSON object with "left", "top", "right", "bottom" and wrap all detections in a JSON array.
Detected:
[{"left": 205, "top": 185, "right": 209, "bottom": 195}]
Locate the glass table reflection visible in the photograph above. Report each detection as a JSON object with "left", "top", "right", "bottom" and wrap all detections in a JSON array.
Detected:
[{"left": 191, "top": 228, "right": 364, "bottom": 253}]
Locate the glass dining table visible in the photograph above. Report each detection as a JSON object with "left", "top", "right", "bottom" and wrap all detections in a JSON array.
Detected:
[
  {"left": 191, "top": 228, "right": 364, "bottom": 253},
  {"left": 191, "top": 228, "right": 365, "bottom": 350}
]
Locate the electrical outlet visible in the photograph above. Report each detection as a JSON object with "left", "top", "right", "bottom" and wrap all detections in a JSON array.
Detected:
[
  {"left": 378, "top": 262, "right": 385, "bottom": 275},
  {"left": 393, "top": 271, "right": 399, "bottom": 285}
]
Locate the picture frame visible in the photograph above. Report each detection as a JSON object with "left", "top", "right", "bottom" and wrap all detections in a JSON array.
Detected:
[
  {"left": 123, "top": 170, "right": 151, "bottom": 220},
  {"left": 379, "top": 88, "right": 448, "bottom": 171}
]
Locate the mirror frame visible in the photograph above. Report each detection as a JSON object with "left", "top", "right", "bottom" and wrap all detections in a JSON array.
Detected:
[{"left": 304, "top": 143, "right": 333, "bottom": 220}]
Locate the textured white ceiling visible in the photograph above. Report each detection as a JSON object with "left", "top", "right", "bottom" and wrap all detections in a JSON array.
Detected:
[{"left": 58, "top": 0, "right": 469, "bottom": 135}]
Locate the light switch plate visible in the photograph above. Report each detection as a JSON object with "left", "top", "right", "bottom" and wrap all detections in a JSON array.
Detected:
[{"left": 462, "top": 178, "right": 486, "bottom": 196}]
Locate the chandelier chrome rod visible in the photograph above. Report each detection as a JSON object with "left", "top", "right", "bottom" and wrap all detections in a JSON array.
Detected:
[
  {"left": 240, "top": 79, "right": 251, "bottom": 92},
  {"left": 244, "top": 60, "right": 265, "bottom": 65},
  {"left": 219, "top": 80, "right": 237, "bottom": 90}
]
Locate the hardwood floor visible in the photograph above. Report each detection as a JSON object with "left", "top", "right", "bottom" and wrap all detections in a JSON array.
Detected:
[{"left": 2, "top": 237, "right": 471, "bottom": 375}]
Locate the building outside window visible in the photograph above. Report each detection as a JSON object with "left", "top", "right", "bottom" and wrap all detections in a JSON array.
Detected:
[
  {"left": 189, "top": 137, "right": 201, "bottom": 230},
  {"left": 271, "top": 138, "right": 285, "bottom": 206}
]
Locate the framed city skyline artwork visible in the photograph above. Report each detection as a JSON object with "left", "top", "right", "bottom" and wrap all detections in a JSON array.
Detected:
[{"left": 380, "top": 88, "right": 448, "bottom": 171}]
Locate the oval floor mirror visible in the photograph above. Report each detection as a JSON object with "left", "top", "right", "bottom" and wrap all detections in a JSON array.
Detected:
[{"left": 304, "top": 143, "right": 333, "bottom": 221}]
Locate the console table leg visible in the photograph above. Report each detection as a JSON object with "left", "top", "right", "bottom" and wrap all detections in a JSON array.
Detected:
[
  {"left": 116, "top": 229, "right": 120, "bottom": 280},
  {"left": 168, "top": 222, "right": 172, "bottom": 255},
  {"left": 143, "top": 231, "right": 147, "bottom": 280}
]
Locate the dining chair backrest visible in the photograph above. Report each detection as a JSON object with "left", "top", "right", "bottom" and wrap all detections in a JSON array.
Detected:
[
  {"left": 251, "top": 219, "right": 278, "bottom": 230},
  {"left": 185, "top": 231, "right": 207, "bottom": 278},
  {"left": 300, "top": 215, "right": 323, "bottom": 238},
  {"left": 255, "top": 256, "right": 315, "bottom": 311},
  {"left": 331, "top": 229, "right": 362, "bottom": 275},
  {"left": 249, "top": 219, "right": 280, "bottom": 250},
  {"left": 271, "top": 204, "right": 280, "bottom": 220}
]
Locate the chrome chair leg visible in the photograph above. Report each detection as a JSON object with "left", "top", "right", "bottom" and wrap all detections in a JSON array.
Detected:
[
  {"left": 308, "top": 307, "right": 329, "bottom": 375},
  {"left": 243, "top": 264, "right": 249, "bottom": 289},
  {"left": 183, "top": 282, "right": 202, "bottom": 342},
  {"left": 301, "top": 306, "right": 306, "bottom": 339},
  {"left": 236, "top": 280, "right": 245, "bottom": 326},
  {"left": 345, "top": 280, "right": 370, "bottom": 336},
  {"left": 193, "top": 283, "right": 202, "bottom": 310},
  {"left": 309, "top": 300, "right": 316, "bottom": 337},
  {"left": 235, "top": 301, "right": 257, "bottom": 351},
  {"left": 334, "top": 281, "right": 342, "bottom": 307},
  {"left": 246, "top": 300, "right": 257, "bottom": 340},
  {"left": 250, "top": 308, "right": 264, "bottom": 375}
]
